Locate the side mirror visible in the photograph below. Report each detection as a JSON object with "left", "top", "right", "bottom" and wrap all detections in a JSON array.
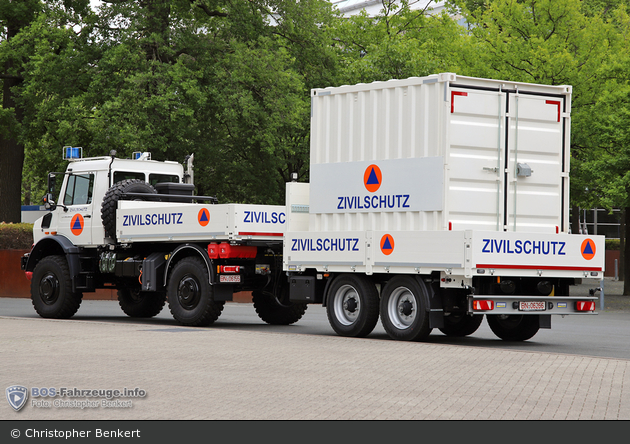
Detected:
[{"left": 43, "top": 193, "right": 57, "bottom": 211}]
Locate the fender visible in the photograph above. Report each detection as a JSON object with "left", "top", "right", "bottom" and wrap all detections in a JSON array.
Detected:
[
  {"left": 24, "top": 235, "right": 81, "bottom": 273},
  {"left": 321, "top": 273, "right": 336, "bottom": 308},
  {"left": 24, "top": 236, "right": 83, "bottom": 293},
  {"left": 163, "top": 243, "right": 215, "bottom": 287}
]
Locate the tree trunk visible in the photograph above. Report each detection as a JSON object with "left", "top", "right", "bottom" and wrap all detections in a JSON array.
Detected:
[
  {"left": 571, "top": 205, "right": 580, "bottom": 234},
  {"left": 621, "top": 208, "right": 626, "bottom": 282},
  {"left": 0, "top": 25, "right": 25, "bottom": 224},
  {"left": 624, "top": 207, "right": 630, "bottom": 295}
]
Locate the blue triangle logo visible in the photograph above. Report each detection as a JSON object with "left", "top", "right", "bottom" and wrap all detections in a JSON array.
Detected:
[
  {"left": 200, "top": 211, "right": 208, "bottom": 222},
  {"left": 73, "top": 217, "right": 82, "bottom": 229},
  {"left": 366, "top": 168, "right": 379, "bottom": 185},
  {"left": 583, "top": 242, "right": 593, "bottom": 255},
  {"left": 382, "top": 237, "right": 393, "bottom": 250}
]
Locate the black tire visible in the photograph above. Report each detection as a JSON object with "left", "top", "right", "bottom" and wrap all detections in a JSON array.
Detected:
[
  {"left": 380, "top": 276, "right": 432, "bottom": 341},
  {"left": 101, "top": 179, "right": 157, "bottom": 239},
  {"left": 439, "top": 314, "right": 484, "bottom": 337},
  {"left": 31, "top": 255, "right": 83, "bottom": 319},
  {"left": 118, "top": 288, "right": 166, "bottom": 318},
  {"left": 326, "top": 274, "right": 379, "bottom": 338},
  {"left": 486, "top": 314, "right": 540, "bottom": 341},
  {"left": 253, "top": 283, "right": 307, "bottom": 325},
  {"left": 167, "top": 257, "right": 224, "bottom": 326}
]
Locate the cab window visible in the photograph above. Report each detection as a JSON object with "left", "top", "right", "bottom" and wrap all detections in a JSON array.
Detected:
[
  {"left": 149, "top": 174, "right": 180, "bottom": 186},
  {"left": 64, "top": 174, "right": 94, "bottom": 205},
  {"left": 113, "top": 171, "right": 145, "bottom": 183}
]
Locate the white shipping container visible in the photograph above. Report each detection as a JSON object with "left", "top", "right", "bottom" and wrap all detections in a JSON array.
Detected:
[{"left": 308, "top": 73, "right": 571, "bottom": 234}]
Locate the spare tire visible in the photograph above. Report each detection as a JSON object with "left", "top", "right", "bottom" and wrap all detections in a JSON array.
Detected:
[{"left": 101, "top": 179, "right": 157, "bottom": 239}]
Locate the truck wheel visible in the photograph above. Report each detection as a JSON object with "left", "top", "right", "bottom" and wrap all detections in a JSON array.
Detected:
[
  {"left": 118, "top": 288, "right": 166, "bottom": 318},
  {"left": 439, "top": 314, "right": 483, "bottom": 337},
  {"left": 31, "top": 255, "right": 83, "bottom": 319},
  {"left": 380, "top": 276, "right": 432, "bottom": 341},
  {"left": 486, "top": 314, "right": 540, "bottom": 341},
  {"left": 101, "top": 179, "right": 157, "bottom": 239},
  {"left": 326, "top": 275, "right": 379, "bottom": 337},
  {"left": 253, "top": 285, "right": 307, "bottom": 325},
  {"left": 167, "top": 257, "right": 224, "bottom": 326}
]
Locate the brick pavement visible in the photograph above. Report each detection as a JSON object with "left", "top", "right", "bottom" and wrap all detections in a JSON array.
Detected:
[{"left": 1, "top": 316, "right": 629, "bottom": 420}]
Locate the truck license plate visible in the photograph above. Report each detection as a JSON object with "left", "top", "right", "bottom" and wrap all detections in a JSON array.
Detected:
[
  {"left": 519, "top": 301, "right": 546, "bottom": 311},
  {"left": 219, "top": 275, "right": 241, "bottom": 283}
]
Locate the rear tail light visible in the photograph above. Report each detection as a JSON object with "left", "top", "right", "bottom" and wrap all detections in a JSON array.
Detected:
[
  {"left": 576, "top": 301, "right": 596, "bottom": 312},
  {"left": 473, "top": 300, "right": 494, "bottom": 311},
  {"left": 208, "top": 243, "right": 257, "bottom": 259},
  {"left": 218, "top": 265, "right": 240, "bottom": 274}
]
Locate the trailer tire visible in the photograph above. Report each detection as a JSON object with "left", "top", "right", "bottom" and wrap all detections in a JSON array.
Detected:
[
  {"left": 439, "top": 314, "right": 484, "bottom": 337},
  {"left": 118, "top": 288, "right": 166, "bottom": 318},
  {"left": 326, "top": 275, "right": 379, "bottom": 338},
  {"left": 31, "top": 255, "right": 83, "bottom": 319},
  {"left": 101, "top": 179, "right": 157, "bottom": 239},
  {"left": 486, "top": 314, "right": 540, "bottom": 341},
  {"left": 167, "top": 257, "right": 224, "bottom": 326},
  {"left": 380, "top": 276, "right": 432, "bottom": 341},
  {"left": 253, "top": 285, "right": 307, "bottom": 325}
]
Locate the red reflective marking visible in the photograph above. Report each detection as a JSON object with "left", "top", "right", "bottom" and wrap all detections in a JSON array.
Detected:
[
  {"left": 451, "top": 91, "right": 468, "bottom": 113},
  {"left": 546, "top": 100, "right": 562, "bottom": 122},
  {"left": 238, "top": 232, "right": 283, "bottom": 237},
  {"left": 476, "top": 264, "right": 602, "bottom": 272}
]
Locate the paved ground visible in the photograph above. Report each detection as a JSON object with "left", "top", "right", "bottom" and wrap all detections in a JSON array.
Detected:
[{"left": 1, "top": 278, "right": 629, "bottom": 421}]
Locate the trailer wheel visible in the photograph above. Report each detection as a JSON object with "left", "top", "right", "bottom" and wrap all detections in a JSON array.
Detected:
[
  {"left": 486, "top": 314, "right": 540, "bottom": 341},
  {"left": 167, "top": 257, "right": 224, "bottom": 326},
  {"left": 101, "top": 179, "right": 157, "bottom": 239},
  {"left": 326, "top": 275, "right": 379, "bottom": 337},
  {"left": 31, "top": 255, "right": 83, "bottom": 319},
  {"left": 253, "top": 284, "right": 307, "bottom": 325},
  {"left": 118, "top": 288, "right": 166, "bottom": 318},
  {"left": 380, "top": 276, "right": 431, "bottom": 341},
  {"left": 439, "top": 314, "right": 483, "bottom": 337}
]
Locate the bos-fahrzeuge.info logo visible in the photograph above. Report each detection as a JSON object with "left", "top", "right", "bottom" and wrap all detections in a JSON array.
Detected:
[
  {"left": 6, "top": 385, "right": 28, "bottom": 412},
  {"left": 6, "top": 386, "right": 147, "bottom": 411}
]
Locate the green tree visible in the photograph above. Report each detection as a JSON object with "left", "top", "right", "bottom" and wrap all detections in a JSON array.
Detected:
[
  {"left": 0, "top": 0, "right": 42, "bottom": 222},
  {"left": 332, "top": 0, "right": 466, "bottom": 84}
]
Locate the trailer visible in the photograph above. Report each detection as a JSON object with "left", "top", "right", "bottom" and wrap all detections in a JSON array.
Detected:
[
  {"left": 283, "top": 73, "right": 604, "bottom": 341},
  {"left": 21, "top": 73, "right": 604, "bottom": 342}
]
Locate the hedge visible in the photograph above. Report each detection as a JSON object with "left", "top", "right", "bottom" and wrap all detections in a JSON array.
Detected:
[{"left": 0, "top": 223, "right": 34, "bottom": 250}]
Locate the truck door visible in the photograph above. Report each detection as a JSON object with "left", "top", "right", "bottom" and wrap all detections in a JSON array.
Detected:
[
  {"left": 449, "top": 86, "right": 568, "bottom": 233},
  {"left": 505, "top": 94, "right": 567, "bottom": 233},
  {"left": 60, "top": 173, "right": 95, "bottom": 245}
]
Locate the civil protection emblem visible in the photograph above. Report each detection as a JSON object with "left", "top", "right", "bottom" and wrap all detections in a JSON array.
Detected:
[{"left": 6, "top": 385, "right": 28, "bottom": 411}]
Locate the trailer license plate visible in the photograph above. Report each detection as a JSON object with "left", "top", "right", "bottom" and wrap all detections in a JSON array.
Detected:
[
  {"left": 219, "top": 275, "right": 241, "bottom": 283},
  {"left": 519, "top": 301, "right": 546, "bottom": 311}
]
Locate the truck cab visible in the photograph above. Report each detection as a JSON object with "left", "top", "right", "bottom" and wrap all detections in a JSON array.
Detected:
[{"left": 36, "top": 150, "right": 185, "bottom": 247}]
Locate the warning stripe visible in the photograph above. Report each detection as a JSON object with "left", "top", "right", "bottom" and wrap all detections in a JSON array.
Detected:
[
  {"left": 476, "top": 264, "right": 602, "bottom": 272},
  {"left": 238, "top": 232, "right": 283, "bottom": 237}
]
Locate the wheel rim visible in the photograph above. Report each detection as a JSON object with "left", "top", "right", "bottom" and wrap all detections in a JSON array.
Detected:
[
  {"left": 177, "top": 274, "right": 201, "bottom": 310},
  {"left": 39, "top": 272, "right": 60, "bottom": 305},
  {"left": 387, "top": 286, "right": 416, "bottom": 330},
  {"left": 333, "top": 284, "right": 361, "bottom": 326}
]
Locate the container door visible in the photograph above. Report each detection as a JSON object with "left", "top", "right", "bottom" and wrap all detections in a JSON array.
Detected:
[
  {"left": 505, "top": 94, "right": 566, "bottom": 233},
  {"left": 448, "top": 88, "right": 507, "bottom": 231}
]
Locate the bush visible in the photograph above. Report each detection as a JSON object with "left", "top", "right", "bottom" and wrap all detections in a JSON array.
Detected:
[
  {"left": 0, "top": 223, "right": 34, "bottom": 250},
  {"left": 606, "top": 238, "right": 620, "bottom": 251}
]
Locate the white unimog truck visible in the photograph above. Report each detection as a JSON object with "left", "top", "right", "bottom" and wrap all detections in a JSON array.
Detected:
[{"left": 22, "top": 73, "right": 605, "bottom": 342}]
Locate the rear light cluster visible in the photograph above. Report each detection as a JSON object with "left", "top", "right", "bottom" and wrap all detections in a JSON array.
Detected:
[
  {"left": 471, "top": 299, "right": 596, "bottom": 312},
  {"left": 218, "top": 265, "right": 240, "bottom": 274},
  {"left": 208, "top": 243, "right": 257, "bottom": 259},
  {"left": 575, "top": 301, "right": 596, "bottom": 312},
  {"left": 473, "top": 300, "right": 494, "bottom": 311}
]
